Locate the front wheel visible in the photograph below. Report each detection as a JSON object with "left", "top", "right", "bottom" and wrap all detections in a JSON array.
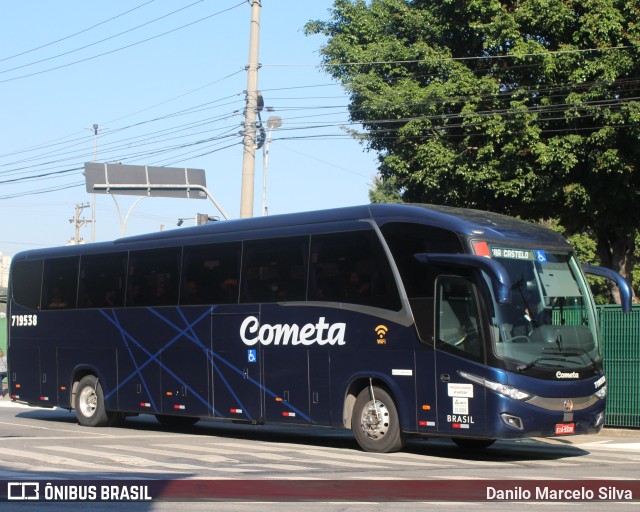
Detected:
[
  {"left": 75, "top": 375, "right": 119, "bottom": 427},
  {"left": 352, "top": 386, "right": 405, "bottom": 453}
]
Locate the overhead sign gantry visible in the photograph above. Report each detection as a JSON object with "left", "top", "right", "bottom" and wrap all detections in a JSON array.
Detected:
[{"left": 84, "top": 162, "right": 229, "bottom": 235}]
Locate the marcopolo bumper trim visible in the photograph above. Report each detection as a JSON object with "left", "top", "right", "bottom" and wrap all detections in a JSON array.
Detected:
[{"left": 526, "top": 394, "right": 599, "bottom": 412}]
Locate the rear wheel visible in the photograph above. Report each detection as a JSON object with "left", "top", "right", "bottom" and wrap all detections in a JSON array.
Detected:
[
  {"left": 75, "top": 375, "right": 119, "bottom": 427},
  {"left": 352, "top": 386, "right": 405, "bottom": 453},
  {"left": 155, "top": 415, "right": 200, "bottom": 428}
]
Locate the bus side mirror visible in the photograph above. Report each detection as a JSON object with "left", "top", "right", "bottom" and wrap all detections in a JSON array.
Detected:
[
  {"left": 415, "top": 253, "right": 512, "bottom": 305},
  {"left": 581, "top": 264, "right": 633, "bottom": 313}
]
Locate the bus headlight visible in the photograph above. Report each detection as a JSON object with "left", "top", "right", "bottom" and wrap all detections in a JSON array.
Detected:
[
  {"left": 460, "top": 371, "right": 533, "bottom": 401},
  {"left": 594, "top": 385, "right": 607, "bottom": 400}
]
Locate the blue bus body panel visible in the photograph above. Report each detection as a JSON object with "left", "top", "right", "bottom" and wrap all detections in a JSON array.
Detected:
[
  {"left": 8, "top": 203, "right": 605, "bottom": 445},
  {"left": 482, "top": 366, "right": 604, "bottom": 438}
]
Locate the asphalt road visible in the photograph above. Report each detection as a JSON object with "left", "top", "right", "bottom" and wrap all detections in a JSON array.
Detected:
[{"left": 1, "top": 390, "right": 639, "bottom": 510}]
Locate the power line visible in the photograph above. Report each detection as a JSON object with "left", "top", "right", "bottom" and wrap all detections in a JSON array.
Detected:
[
  {"left": 0, "top": 1, "right": 246, "bottom": 84},
  {"left": 263, "top": 45, "right": 634, "bottom": 68},
  {"left": 0, "top": 72, "right": 245, "bottom": 162},
  {"left": 0, "top": 0, "right": 157, "bottom": 63}
]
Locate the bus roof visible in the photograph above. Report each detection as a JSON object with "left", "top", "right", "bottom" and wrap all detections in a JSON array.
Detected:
[{"left": 13, "top": 203, "right": 570, "bottom": 261}]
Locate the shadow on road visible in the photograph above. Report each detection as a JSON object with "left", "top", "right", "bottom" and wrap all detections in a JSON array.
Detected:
[{"left": 13, "top": 407, "right": 590, "bottom": 462}]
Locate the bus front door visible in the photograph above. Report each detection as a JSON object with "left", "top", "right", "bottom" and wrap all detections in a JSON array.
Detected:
[
  {"left": 434, "top": 276, "right": 488, "bottom": 438},
  {"left": 211, "top": 307, "right": 263, "bottom": 422}
]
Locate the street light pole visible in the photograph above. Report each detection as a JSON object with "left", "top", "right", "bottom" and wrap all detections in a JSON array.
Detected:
[
  {"left": 262, "top": 116, "right": 282, "bottom": 216},
  {"left": 91, "top": 123, "right": 99, "bottom": 242},
  {"left": 239, "top": 0, "right": 261, "bottom": 218}
]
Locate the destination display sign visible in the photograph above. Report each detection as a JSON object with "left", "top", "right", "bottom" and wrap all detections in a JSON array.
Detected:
[{"left": 490, "top": 246, "right": 548, "bottom": 264}]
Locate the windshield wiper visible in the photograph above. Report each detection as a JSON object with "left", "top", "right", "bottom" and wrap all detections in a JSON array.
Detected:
[
  {"left": 547, "top": 347, "right": 602, "bottom": 373},
  {"left": 517, "top": 348, "right": 602, "bottom": 373},
  {"left": 555, "top": 333, "right": 563, "bottom": 351},
  {"left": 516, "top": 356, "right": 572, "bottom": 373}
]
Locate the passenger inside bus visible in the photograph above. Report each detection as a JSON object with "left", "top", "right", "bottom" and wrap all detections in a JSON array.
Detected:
[
  {"left": 48, "top": 288, "right": 68, "bottom": 309},
  {"left": 218, "top": 277, "right": 239, "bottom": 302},
  {"left": 343, "top": 271, "right": 370, "bottom": 303},
  {"left": 103, "top": 288, "right": 118, "bottom": 307},
  {"left": 183, "top": 280, "right": 203, "bottom": 304}
]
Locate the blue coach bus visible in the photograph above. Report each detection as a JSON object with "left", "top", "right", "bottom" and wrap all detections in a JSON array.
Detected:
[{"left": 6, "top": 204, "right": 632, "bottom": 453}]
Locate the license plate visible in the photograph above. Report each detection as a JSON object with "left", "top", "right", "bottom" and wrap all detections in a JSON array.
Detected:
[{"left": 555, "top": 423, "right": 575, "bottom": 435}]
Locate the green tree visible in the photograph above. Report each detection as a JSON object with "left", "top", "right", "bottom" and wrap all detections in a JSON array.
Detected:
[
  {"left": 306, "top": 0, "right": 640, "bottom": 301},
  {"left": 369, "top": 175, "right": 403, "bottom": 203}
]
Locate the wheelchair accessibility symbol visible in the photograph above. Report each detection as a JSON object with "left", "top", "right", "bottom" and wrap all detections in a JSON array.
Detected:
[
  {"left": 248, "top": 349, "right": 257, "bottom": 363},
  {"left": 535, "top": 250, "right": 547, "bottom": 263}
]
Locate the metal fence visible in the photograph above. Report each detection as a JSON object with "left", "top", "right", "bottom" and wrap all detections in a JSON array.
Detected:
[{"left": 599, "top": 304, "right": 640, "bottom": 428}]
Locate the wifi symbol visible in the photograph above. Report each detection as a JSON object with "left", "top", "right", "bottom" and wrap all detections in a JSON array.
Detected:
[
  {"left": 375, "top": 325, "right": 388, "bottom": 339},
  {"left": 375, "top": 325, "right": 388, "bottom": 345}
]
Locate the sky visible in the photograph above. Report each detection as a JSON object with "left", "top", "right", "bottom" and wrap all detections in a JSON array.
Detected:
[{"left": 0, "top": 1, "right": 379, "bottom": 256}]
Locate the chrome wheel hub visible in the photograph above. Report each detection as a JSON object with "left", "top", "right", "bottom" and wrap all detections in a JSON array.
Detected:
[
  {"left": 360, "top": 399, "right": 390, "bottom": 440},
  {"left": 79, "top": 386, "right": 97, "bottom": 418}
]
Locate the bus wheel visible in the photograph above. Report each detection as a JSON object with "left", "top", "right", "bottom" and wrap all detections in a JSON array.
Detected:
[
  {"left": 75, "top": 375, "right": 115, "bottom": 427},
  {"left": 452, "top": 437, "right": 496, "bottom": 451},
  {"left": 155, "top": 415, "right": 200, "bottom": 428},
  {"left": 352, "top": 386, "right": 405, "bottom": 453}
]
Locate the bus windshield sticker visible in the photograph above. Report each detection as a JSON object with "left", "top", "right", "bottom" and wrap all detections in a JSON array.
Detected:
[
  {"left": 447, "top": 383, "right": 474, "bottom": 398},
  {"left": 490, "top": 247, "right": 534, "bottom": 260},
  {"left": 247, "top": 349, "right": 257, "bottom": 363},
  {"left": 452, "top": 397, "right": 469, "bottom": 415}
]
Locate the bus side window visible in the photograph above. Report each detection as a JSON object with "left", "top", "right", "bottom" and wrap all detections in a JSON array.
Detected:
[
  {"left": 42, "top": 257, "right": 79, "bottom": 310},
  {"left": 309, "top": 230, "right": 401, "bottom": 311},
  {"left": 78, "top": 253, "right": 127, "bottom": 308},
  {"left": 127, "top": 248, "right": 181, "bottom": 307},
  {"left": 180, "top": 242, "right": 241, "bottom": 305},
  {"left": 240, "top": 237, "right": 309, "bottom": 303},
  {"left": 10, "top": 260, "right": 43, "bottom": 310},
  {"left": 436, "top": 276, "right": 483, "bottom": 360}
]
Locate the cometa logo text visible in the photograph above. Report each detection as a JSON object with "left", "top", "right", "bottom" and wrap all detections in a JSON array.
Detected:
[
  {"left": 240, "top": 316, "right": 347, "bottom": 346},
  {"left": 556, "top": 371, "right": 580, "bottom": 379}
]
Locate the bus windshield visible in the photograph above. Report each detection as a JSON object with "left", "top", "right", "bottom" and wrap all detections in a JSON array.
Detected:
[{"left": 490, "top": 247, "right": 599, "bottom": 372}]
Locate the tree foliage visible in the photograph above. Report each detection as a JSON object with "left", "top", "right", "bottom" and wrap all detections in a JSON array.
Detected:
[{"left": 306, "top": 0, "right": 640, "bottom": 299}]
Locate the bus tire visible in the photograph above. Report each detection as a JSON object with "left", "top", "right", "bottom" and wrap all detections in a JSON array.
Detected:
[
  {"left": 352, "top": 386, "right": 405, "bottom": 453},
  {"left": 75, "top": 375, "right": 116, "bottom": 427},
  {"left": 155, "top": 415, "right": 200, "bottom": 428},
  {"left": 452, "top": 437, "right": 496, "bottom": 451}
]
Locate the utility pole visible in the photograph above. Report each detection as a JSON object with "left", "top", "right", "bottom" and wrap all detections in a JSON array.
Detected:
[
  {"left": 89, "top": 123, "right": 100, "bottom": 242},
  {"left": 69, "top": 203, "right": 92, "bottom": 245},
  {"left": 239, "top": 0, "right": 261, "bottom": 218}
]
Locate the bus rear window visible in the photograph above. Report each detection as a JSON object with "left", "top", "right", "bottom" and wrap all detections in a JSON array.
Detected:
[{"left": 11, "top": 260, "right": 43, "bottom": 310}]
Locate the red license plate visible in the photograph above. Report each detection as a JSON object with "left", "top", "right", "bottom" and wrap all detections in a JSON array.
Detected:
[{"left": 555, "top": 423, "right": 575, "bottom": 435}]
